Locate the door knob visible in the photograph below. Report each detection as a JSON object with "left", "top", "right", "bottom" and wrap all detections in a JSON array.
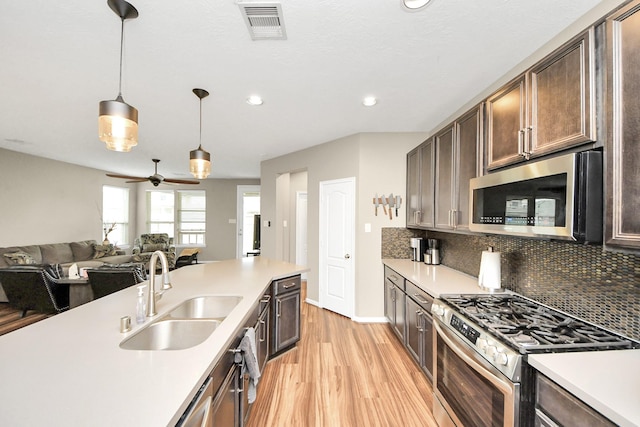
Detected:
[{"left": 344, "top": 254, "right": 351, "bottom": 259}]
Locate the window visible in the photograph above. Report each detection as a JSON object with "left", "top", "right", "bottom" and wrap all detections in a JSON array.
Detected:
[
  {"left": 147, "top": 190, "right": 175, "bottom": 237},
  {"left": 177, "top": 190, "right": 206, "bottom": 245},
  {"left": 102, "top": 186, "right": 130, "bottom": 245},
  {"left": 146, "top": 190, "right": 206, "bottom": 245}
]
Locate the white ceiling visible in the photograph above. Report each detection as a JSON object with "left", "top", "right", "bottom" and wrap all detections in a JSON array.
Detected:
[{"left": 0, "top": 0, "right": 610, "bottom": 180}]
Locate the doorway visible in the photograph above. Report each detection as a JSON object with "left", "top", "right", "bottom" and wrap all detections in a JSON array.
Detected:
[
  {"left": 319, "top": 177, "right": 355, "bottom": 318},
  {"left": 295, "top": 191, "right": 308, "bottom": 279},
  {"left": 236, "top": 185, "right": 261, "bottom": 258}
]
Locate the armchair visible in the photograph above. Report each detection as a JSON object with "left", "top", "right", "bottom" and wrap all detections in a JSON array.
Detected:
[
  {"left": 0, "top": 265, "right": 70, "bottom": 317},
  {"left": 132, "top": 233, "right": 176, "bottom": 269},
  {"left": 86, "top": 263, "right": 147, "bottom": 300}
]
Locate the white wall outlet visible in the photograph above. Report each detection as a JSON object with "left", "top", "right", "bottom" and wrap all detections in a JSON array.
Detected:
[
  {"left": 364, "top": 223, "right": 371, "bottom": 233},
  {"left": 228, "top": 219, "right": 237, "bottom": 224}
]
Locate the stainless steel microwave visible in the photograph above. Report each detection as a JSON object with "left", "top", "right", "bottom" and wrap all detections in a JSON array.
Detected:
[{"left": 469, "top": 151, "right": 602, "bottom": 242}]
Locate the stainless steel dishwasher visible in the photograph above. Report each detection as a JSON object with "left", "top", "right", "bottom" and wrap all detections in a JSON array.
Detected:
[{"left": 178, "top": 377, "right": 214, "bottom": 427}]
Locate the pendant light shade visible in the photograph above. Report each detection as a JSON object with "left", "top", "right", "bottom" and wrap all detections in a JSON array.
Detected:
[
  {"left": 99, "top": 0, "right": 139, "bottom": 152},
  {"left": 190, "top": 88, "right": 212, "bottom": 179}
]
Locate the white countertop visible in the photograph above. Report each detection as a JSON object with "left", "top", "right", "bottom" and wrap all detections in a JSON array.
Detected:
[
  {"left": 0, "top": 257, "right": 308, "bottom": 427},
  {"left": 529, "top": 349, "right": 640, "bottom": 427},
  {"left": 382, "top": 259, "right": 500, "bottom": 297}
]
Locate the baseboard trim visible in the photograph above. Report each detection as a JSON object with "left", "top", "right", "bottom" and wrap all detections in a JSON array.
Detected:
[
  {"left": 305, "top": 298, "right": 319, "bottom": 307},
  {"left": 352, "top": 316, "right": 388, "bottom": 324}
]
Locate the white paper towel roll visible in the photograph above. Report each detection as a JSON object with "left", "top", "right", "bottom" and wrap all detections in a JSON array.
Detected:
[{"left": 478, "top": 250, "right": 501, "bottom": 290}]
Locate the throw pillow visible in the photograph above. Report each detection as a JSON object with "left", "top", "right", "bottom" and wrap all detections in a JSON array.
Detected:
[
  {"left": 93, "top": 244, "right": 117, "bottom": 259},
  {"left": 142, "top": 243, "right": 166, "bottom": 252},
  {"left": 3, "top": 251, "right": 36, "bottom": 265}
]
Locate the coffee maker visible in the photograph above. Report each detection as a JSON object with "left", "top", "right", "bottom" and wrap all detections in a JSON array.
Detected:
[
  {"left": 425, "top": 238, "right": 440, "bottom": 265},
  {"left": 410, "top": 238, "right": 426, "bottom": 262}
]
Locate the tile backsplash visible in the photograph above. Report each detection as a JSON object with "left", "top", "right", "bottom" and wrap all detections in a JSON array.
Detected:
[{"left": 382, "top": 228, "right": 640, "bottom": 341}]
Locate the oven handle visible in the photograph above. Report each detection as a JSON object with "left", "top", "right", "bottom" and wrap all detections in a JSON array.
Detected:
[{"left": 434, "top": 319, "right": 514, "bottom": 397}]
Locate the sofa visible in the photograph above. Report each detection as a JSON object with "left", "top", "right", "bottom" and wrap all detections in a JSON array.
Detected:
[{"left": 0, "top": 239, "right": 133, "bottom": 302}]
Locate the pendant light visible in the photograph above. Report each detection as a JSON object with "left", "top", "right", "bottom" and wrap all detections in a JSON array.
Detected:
[
  {"left": 190, "top": 88, "right": 212, "bottom": 179},
  {"left": 98, "top": 0, "right": 139, "bottom": 152}
]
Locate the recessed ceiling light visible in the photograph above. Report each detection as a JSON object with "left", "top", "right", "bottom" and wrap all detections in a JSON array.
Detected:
[
  {"left": 362, "top": 96, "right": 377, "bottom": 107},
  {"left": 246, "top": 95, "right": 263, "bottom": 106},
  {"left": 402, "top": 0, "right": 433, "bottom": 11}
]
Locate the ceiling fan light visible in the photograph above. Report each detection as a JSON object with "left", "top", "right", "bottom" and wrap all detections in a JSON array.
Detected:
[
  {"left": 99, "top": 97, "right": 139, "bottom": 152},
  {"left": 190, "top": 145, "right": 211, "bottom": 179}
]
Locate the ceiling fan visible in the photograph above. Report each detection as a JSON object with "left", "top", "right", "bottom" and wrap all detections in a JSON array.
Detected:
[{"left": 106, "top": 159, "right": 200, "bottom": 187}]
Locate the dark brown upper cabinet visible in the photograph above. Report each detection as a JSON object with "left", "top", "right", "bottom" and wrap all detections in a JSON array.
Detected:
[
  {"left": 605, "top": 0, "right": 640, "bottom": 248},
  {"left": 486, "top": 28, "right": 596, "bottom": 171},
  {"left": 407, "top": 140, "right": 435, "bottom": 228}
]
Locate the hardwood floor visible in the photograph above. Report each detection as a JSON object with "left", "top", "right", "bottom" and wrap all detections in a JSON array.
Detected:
[
  {"left": 0, "top": 303, "right": 50, "bottom": 336},
  {"left": 247, "top": 285, "right": 438, "bottom": 427}
]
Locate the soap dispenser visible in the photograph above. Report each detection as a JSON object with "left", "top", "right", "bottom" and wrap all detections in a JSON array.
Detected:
[{"left": 136, "top": 286, "right": 146, "bottom": 324}]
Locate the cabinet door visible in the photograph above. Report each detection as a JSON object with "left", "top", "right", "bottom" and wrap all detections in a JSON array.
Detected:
[
  {"left": 486, "top": 76, "right": 527, "bottom": 170},
  {"left": 405, "top": 297, "right": 421, "bottom": 365},
  {"left": 211, "top": 366, "right": 240, "bottom": 427},
  {"left": 434, "top": 125, "right": 456, "bottom": 230},
  {"left": 384, "top": 281, "right": 395, "bottom": 324},
  {"left": 529, "top": 28, "right": 595, "bottom": 157},
  {"left": 406, "top": 148, "right": 421, "bottom": 227},
  {"left": 393, "top": 289, "right": 406, "bottom": 343},
  {"left": 418, "top": 139, "right": 435, "bottom": 228},
  {"left": 256, "top": 307, "right": 270, "bottom": 373},
  {"left": 421, "top": 313, "right": 434, "bottom": 381},
  {"left": 455, "top": 105, "right": 482, "bottom": 231},
  {"left": 605, "top": 1, "right": 640, "bottom": 248},
  {"left": 273, "top": 291, "right": 301, "bottom": 354}
]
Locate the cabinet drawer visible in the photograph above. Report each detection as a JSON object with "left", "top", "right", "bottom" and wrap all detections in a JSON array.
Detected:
[
  {"left": 273, "top": 275, "right": 301, "bottom": 295},
  {"left": 405, "top": 280, "right": 433, "bottom": 311},
  {"left": 536, "top": 373, "right": 615, "bottom": 427},
  {"left": 384, "top": 266, "right": 405, "bottom": 291}
]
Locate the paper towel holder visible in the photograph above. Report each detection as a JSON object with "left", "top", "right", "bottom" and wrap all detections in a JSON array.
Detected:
[{"left": 478, "top": 246, "right": 502, "bottom": 293}]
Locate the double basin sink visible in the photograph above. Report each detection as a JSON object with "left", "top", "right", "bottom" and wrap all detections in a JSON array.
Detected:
[{"left": 120, "top": 295, "right": 242, "bottom": 351}]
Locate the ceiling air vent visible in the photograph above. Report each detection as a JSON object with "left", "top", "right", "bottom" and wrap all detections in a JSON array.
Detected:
[{"left": 238, "top": 2, "right": 287, "bottom": 40}]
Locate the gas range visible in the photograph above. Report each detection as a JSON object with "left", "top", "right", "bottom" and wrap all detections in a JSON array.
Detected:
[{"left": 431, "top": 293, "right": 636, "bottom": 382}]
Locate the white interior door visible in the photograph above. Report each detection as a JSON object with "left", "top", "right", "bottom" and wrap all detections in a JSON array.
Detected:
[
  {"left": 236, "top": 185, "right": 261, "bottom": 258},
  {"left": 295, "top": 191, "right": 308, "bottom": 279},
  {"left": 319, "top": 177, "right": 355, "bottom": 318}
]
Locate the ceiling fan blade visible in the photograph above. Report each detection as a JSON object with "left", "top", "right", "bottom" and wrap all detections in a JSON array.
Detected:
[
  {"left": 125, "top": 179, "right": 149, "bottom": 183},
  {"left": 164, "top": 178, "right": 201, "bottom": 185},
  {"left": 106, "top": 173, "right": 146, "bottom": 180}
]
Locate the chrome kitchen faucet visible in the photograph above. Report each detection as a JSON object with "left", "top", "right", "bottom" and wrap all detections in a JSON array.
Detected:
[{"left": 146, "top": 250, "right": 173, "bottom": 317}]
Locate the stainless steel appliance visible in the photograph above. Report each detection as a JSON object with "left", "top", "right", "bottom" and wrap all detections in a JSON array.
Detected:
[
  {"left": 410, "top": 237, "right": 426, "bottom": 262},
  {"left": 469, "top": 151, "right": 602, "bottom": 242},
  {"left": 431, "top": 294, "right": 636, "bottom": 427},
  {"left": 427, "top": 238, "right": 440, "bottom": 265}
]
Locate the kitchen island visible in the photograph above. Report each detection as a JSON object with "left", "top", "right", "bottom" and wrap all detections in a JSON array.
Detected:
[{"left": 0, "top": 257, "right": 308, "bottom": 426}]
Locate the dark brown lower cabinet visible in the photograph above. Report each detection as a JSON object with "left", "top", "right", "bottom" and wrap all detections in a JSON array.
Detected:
[
  {"left": 535, "top": 373, "right": 615, "bottom": 426},
  {"left": 404, "top": 280, "right": 434, "bottom": 380},
  {"left": 271, "top": 275, "right": 301, "bottom": 356}
]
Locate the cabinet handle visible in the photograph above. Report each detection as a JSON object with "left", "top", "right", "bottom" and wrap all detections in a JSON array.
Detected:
[
  {"left": 260, "top": 295, "right": 272, "bottom": 304},
  {"left": 452, "top": 209, "right": 457, "bottom": 228},
  {"left": 518, "top": 129, "right": 526, "bottom": 157},
  {"left": 259, "top": 319, "right": 266, "bottom": 342},
  {"left": 389, "top": 275, "right": 398, "bottom": 282},
  {"left": 283, "top": 282, "right": 297, "bottom": 289},
  {"left": 525, "top": 126, "right": 533, "bottom": 160},
  {"left": 413, "top": 293, "right": 429, "bottom": 305},
  {"left": 277, "top": 300, "right": 281, "bottom": 317},
  {"left": 416, "top": 309, "right": 422, "bottom": 329}
]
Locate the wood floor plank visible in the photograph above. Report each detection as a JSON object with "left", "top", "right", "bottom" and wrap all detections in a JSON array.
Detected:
[{"left": 247, "top": 286, "right": 437, "bottom": 427}]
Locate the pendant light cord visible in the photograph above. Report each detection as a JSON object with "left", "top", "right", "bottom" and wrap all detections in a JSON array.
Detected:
[
  {"left": 199, "top": 98, "right": 203, "bottom": 148},
  {"left": 118, "top": 18, "right": 125, "bottom": 97}
]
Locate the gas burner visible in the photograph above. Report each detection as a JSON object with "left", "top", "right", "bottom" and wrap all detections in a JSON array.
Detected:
[{"left": 439, "top": 293, "right": 635, "bottom": 353}]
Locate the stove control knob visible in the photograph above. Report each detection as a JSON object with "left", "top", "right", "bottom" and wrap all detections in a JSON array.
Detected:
[
  {"left": 494, "top": 351, "right": 509, "bottom": 366},
  {"left": 486, "top": 345, "right": 497, "bottom": 358},
  {"left": 432, "top": 304, "right": 445, "bottom": 317},
  {"left": 477, "top": 338, "right": 488, "bottom": 352}
]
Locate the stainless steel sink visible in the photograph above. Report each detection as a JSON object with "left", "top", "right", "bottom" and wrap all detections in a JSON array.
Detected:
[
  {"left": 119, "top": 295, "right": 243, "bottom": 351},
  {"left": 166, "top": 295, "right": 243, "bottom": 320},
  {"left": 120, "top": 319, "right": 220, "bottom": 351}
]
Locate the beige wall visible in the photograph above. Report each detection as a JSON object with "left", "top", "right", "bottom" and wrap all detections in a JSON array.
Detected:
[
  {"left": 0, "top": 148, "right": 258, "bottom": 261},
  {"left": 0, "top": 148, "right": 138, "bottom": 247},
  {"left": 260, "top": 132, "right": 427, "bottom": 320}
]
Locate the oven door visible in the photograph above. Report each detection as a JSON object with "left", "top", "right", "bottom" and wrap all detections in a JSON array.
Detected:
[{"left": 433, "top": 319, "right": 519, "bottom": 427}]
